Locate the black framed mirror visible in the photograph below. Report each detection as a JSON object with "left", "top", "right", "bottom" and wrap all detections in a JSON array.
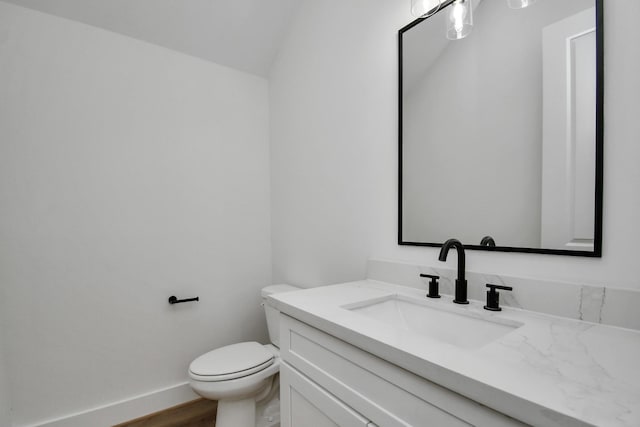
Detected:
[{"left": 398, "top": 0, "right": 603, "bottom": 257}]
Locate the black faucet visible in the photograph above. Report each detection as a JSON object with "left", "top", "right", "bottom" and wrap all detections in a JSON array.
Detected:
[
  {"left": 480, "top": 235, "right": 496, "bottom": 247},
  {"left": 438, "top": 238, "right": 469, "bottom": 304}
]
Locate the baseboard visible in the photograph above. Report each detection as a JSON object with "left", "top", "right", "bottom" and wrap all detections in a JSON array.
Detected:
[
  {"left": 113, "top": 398, "right": 217, "bottom": 427},
  {"left": 23, "top": 382, "right": 199, "bottom": 427}
]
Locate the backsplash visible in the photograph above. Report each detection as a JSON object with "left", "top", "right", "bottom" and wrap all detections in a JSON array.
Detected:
[{"left": 367, "top": 259, "right": 640, "bottom": 331}]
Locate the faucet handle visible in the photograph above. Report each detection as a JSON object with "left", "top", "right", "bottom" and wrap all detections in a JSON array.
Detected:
[
  {"left": 419, "top": 274, "right": 441, "bottom": 298},
  {"left": 484, "top": 284, "right": 512, "bottom": 311}
]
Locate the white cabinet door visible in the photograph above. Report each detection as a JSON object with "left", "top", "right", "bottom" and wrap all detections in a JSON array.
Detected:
[{"left": 281, "top": 362, "right": 370, "bottom": 427}]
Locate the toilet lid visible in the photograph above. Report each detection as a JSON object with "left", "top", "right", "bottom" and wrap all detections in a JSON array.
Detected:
[{"left": 189, "top": 342, "right": 274, "bottom": 381}]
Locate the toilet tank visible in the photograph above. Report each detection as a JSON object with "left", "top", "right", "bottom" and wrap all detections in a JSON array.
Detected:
[{"left": 261, "top": 284, "right": 300, "bottom": 348}]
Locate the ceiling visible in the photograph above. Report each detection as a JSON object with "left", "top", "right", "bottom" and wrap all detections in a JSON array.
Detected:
[{"left": 1, "top": 0, "right": 300, "bottom": 77}]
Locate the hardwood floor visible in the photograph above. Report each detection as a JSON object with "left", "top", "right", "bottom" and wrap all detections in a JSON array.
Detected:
[{"left": 113, "top": 399, "right": 217, "bottom": 427}]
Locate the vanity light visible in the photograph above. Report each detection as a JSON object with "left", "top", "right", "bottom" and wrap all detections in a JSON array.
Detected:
[
  {"left": 411, "top": 0, "right": 442, "bottom": 18},
  {"left": 507, "top": 0, "right": 537, "bottom": 9},
  {"left": 446, "top": 0, "right": 473, "bottom": 40},
  {"left": 413, "top": 0, "right": 536, "bottom": 41}
]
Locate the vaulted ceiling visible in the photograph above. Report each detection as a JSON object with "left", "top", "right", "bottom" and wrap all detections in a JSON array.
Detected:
[{"left": 1, "top": 0, "right": 300, "bottom": 76}]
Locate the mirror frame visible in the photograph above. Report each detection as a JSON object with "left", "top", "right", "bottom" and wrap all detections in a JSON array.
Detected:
[{"left": 398, "top": 0, "right": 604, "bottom": 257}]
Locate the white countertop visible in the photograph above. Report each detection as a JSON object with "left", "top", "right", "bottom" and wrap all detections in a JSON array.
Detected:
[{"left": 269, "top": 280, "right": 640, "bottom": 427}]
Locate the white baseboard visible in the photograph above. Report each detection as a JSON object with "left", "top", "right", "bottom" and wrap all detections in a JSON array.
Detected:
[{"left": 23, "top": 382, "right": 199, "bottom": 427}]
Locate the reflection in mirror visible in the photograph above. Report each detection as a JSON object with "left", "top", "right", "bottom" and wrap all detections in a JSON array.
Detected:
[{"left": 399, "top": 0, "right": 603, "bottom": 256}]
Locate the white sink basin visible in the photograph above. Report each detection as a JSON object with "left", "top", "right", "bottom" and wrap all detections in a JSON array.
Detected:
[{"left": 344, "top": 295, "right": 523, "bottom": 349}]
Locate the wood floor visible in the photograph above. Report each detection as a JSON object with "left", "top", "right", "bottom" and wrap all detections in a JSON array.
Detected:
[{"left": 113, "top": 399, "right": 217, "bottom": 427}]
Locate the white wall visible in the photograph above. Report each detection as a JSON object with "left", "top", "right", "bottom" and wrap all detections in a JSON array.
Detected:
[
  {"left": 270, "top": 0, "right": 640, "bottom": 291},
  {"left": 270, "top": 0, "right": 406, "bottom": 287},
  {"left": 0, "top": 2, "right": 271, "bottom": 426},
  {"left": 0, "top": 326, "right": 11, "bottom": 426},
  {"left": 0, "top": 251, "right": 10, "bottom": 425}
]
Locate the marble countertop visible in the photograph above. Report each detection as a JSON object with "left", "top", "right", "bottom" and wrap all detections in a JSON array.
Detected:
[{"left": 269, "top": 280, "right": 640, "bottom": 427}]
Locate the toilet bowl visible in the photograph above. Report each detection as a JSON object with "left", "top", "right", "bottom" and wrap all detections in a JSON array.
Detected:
[{"left": 188, "top": 284, "right": 300, "bottom": 427}]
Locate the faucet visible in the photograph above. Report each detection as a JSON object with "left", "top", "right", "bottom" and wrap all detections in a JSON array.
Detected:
[
  {"left": 480, "top": 235, "right": 496, "bottom": 247},
  {"left": 438, "top": 238, "right": 469, "bottom": 304}
]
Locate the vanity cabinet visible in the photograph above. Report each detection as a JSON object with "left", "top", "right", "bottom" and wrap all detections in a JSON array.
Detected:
[
  {"left": 279, "top": 314, "right": 527, "bottom": 427},
  {"left": 281, "top": 363, "right": 374, "bottom": 427}
]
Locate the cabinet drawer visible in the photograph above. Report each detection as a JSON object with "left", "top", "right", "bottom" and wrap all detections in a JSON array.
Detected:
[
  {"left": 281, "top": 362, "right": 370, "bottom": 427},
  {"left": 280, "top": 314, "right": 527, "bottom": 427}
]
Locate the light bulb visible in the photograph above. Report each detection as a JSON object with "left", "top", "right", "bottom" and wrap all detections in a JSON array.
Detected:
[
  {"left": 507, "top": 0, "right": 538, "bottom": 9},
  {"left": 452, "top": 3, "right": 466, "bottom": 33},
  {"left": 446, "top": 0, "right": 473, "bottom": 40},
  {"left": 411, "top": 0, "right": 441, "bottom": 18}
]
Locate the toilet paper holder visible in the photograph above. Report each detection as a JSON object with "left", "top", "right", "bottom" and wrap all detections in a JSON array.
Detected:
[{"left": 168, "top": 295, "right": 199, "bottom": 305}]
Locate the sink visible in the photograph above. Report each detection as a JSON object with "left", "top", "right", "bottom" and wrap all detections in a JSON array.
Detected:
[{"left": 344, "top": 295, "right": 523, "bottom": 349}]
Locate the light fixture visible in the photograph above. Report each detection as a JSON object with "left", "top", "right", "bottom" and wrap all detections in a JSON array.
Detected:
[
  {"left": 412, "top": 0, "right": 537, "bottom": 41},
  {"left": 411, "top": 0, "right": 442, "bottom": 19},
  {"left": 446, "top": 0, "right": 473, "bottom": 40},
  {"left": 507, "top": 0, "right": 537, "bottom": 9}
]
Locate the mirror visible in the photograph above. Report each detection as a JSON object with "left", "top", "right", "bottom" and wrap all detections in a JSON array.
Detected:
[{"left": 399, "top": 0, "right": 603, "bottom": 256}]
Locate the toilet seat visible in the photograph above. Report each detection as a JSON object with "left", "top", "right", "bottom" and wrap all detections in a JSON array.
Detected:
[{"left": 189, "top": 341, "right": 274, "bottom": 382}]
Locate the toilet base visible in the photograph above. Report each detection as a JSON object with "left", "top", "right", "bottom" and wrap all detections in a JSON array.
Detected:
[{"left": 216, "top": 398, "right": 256, "bottom": 427}]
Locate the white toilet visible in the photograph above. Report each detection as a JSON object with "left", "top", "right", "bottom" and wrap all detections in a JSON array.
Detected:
[{"left": 188, "top": 284, "right": 300, "bottom": 427}]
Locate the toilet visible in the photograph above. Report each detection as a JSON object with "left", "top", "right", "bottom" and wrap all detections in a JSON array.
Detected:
[{"left": 188, "top": 284, "right": 300, "bottom": 427}]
